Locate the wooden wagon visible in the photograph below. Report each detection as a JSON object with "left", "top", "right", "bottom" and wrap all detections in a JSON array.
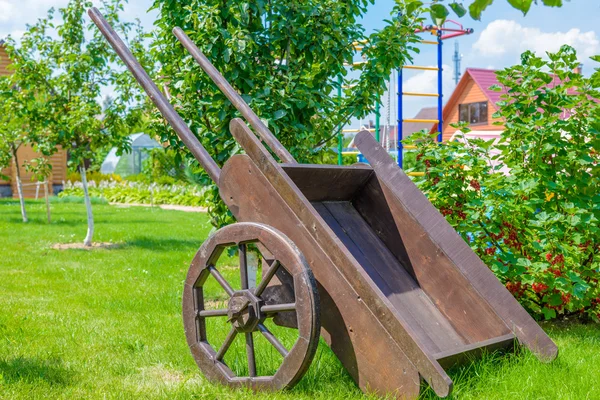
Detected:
[{"left": 90, "top": 8, "right": 558, "bottom": 399}]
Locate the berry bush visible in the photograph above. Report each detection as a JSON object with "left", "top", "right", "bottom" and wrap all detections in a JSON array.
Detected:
[{"left": 405, "top": 46, "right": 600, "bottom": 321}]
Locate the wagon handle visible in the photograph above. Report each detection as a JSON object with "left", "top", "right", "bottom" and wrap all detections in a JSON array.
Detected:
[
  {"left": 172, "top": 28, "right": 297, "bottom": 165},
  {"left": 88, "top": 8, "right": 221, "bottom": 184}
]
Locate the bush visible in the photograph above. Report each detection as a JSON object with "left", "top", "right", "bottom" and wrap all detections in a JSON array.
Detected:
[
  {"left": 59, "top": 179, "right": 206, "bottom": 207},
  {"left": 51, "top": 195, "right": 108, "bottom": 205},
  {"left": 405, "top": 46, "right": 600, "bottom": 321},
  {"left": 67, "top": 171, "right": 122, "bottom": 185}
]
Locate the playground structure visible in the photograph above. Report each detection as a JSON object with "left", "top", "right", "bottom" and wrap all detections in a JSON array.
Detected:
[
  {"left": 341, "top": 20, "right": 473, "bottom": 175},
  {"left": 90, "top": 8, "right": 558, "bottom": 399}
]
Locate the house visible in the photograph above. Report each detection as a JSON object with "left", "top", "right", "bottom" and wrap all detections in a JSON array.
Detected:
[
  {"left": 0, "top": 40, "right": 68, "bottom": 198},
  {"left": 437, "top": 67, "right": 579, "bottom": 141},
  {"left": 0, "top": 40, "right": 11, "bottom": 76},
  {"left": 438, "top": 68, "right": 507, "bottom": 142}
]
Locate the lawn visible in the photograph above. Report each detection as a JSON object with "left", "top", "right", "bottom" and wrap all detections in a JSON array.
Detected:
[{"left": 0, "top": 199, "right": 599, "bottom": 399}]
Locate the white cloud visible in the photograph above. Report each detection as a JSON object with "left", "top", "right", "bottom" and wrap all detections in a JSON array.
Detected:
[
  {"left": 0, "top": 0, "right": 18, "bottom": 23},
  {"left": 473, "top": 19, "right": 600, "bottom": 61},
  {"left": 403, "top": 64, "right": 454, "bottom": 95},
  {"left": 0, "top": 0, "right": 154, "bottom": 39},
  {"left": 0, "top": 0, "right": 69, "bottom": 27}
]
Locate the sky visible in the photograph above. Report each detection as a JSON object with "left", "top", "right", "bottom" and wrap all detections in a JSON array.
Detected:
[{"left": 1, "top": 0, "right": 599, "bottom": 129}]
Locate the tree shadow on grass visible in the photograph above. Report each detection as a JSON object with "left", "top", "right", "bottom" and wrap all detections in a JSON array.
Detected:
[
  {"left": 124, "top": 237, "right": 203, "bottom": 252},
  {"left": 0, "top": 357, "right": 75, "bottom": 387}
]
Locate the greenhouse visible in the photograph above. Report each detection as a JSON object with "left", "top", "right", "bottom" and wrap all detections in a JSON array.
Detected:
[{"left": 100, "top": 133, "right": 161, "bottom": 176}]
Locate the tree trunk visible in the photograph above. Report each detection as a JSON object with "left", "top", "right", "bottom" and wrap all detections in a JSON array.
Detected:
[
  {"left": 80, "top": 164, "right": 94, "bottom": 247},
  {"left": 44, "top": 181, "right": 51, "bottom": 224},
  {"left": 11, "top": 144, "right": 28, "bottom": 223}
]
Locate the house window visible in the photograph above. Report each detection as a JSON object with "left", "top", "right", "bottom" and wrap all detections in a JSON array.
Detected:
[{"left": 459, "top": 102, "right": 488, "bottom": 125}]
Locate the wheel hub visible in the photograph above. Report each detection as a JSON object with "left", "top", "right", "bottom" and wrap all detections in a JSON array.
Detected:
[{"left": 227, "top": 291, "right": 263, "bottom": 333}]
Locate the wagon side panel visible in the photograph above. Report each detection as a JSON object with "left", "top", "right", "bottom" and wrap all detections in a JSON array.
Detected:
[{"left": 219, "top": 155, "right": 422, "bottom": 399}]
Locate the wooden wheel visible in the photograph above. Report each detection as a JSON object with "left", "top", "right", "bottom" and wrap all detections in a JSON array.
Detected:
[{"left": 182, "top": 222, "right": 320, "bottom": 391}]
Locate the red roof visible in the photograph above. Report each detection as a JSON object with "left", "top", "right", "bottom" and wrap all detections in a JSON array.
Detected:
[
  {"left": 465, "top": 68, "right": 568, "bottom": 110},
  {"left": 466, "top": 68, "right": 505, "bottom": 109}
]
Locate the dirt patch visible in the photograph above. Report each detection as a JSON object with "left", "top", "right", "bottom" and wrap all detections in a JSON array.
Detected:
[
  {"left": 140, "top": 365, "right": 186, "bottom": 385},
  {"left": 52, "top": 242, "right": 121, "bottom": 250}
]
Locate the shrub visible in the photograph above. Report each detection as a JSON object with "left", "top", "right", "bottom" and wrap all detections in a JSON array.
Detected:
[
  {"left": 67, "top": 171, "right": 122, "bottom": 185},
  {"left": 59, "top": 180, "right": 207, "bottom": 208},
  {"left": 405, "top": 46, "right": 600, "bottom": 321}
]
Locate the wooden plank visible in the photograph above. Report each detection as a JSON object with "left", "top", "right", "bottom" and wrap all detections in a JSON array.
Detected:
[
  {"left": 354, "top": 176, "right": 512, "bottom": 345},
  {"left": 228, "top": 118, "right": 453, "bottom": 398},
  {"left": 355, "top": 130, "right": 558, "bottom": 362},
  {"left": 315, "top": 201, "right": 466, "bottom": 355},
  {"left": 434, "top": 333, "right": 515, "bottom": 369},
  {"left": 0, "top": 45, "right": 12, "bottom": 76},
  {"left": 282, "top": 164, "right": 373, "bottom": 202}
]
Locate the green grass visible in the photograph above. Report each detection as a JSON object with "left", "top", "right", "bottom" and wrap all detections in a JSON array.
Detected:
[{"left": 0, "top": 199, "right": 599, "bottom": 399}]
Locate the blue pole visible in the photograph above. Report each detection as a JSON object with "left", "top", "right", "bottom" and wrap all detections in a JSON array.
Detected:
[
  {"left": 437, "top": 29, "right": 443, "bottom": 143},
  {"left": 397, "top": 70, "right": 403, "bottom": 168}
]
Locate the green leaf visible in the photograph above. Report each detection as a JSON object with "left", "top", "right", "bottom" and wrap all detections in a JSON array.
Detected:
[
  {"left": 507, "top": 0, "right": 533, "bottom": 14},
  {"left": 573, "top": 283, "right": 589, "bottom": 299},
  {"left": 521, "top": 274, "right": 535, "bottom": 285},
  {"left": 469, "top": 0, "right": 494, "bottom": 20},
  {"left": 449, "top": 2, "right": 467, "bottom": 17},
  {"left": 542, "top": 0, "right": 562, "bottom": 6},
  {"left": 430, "top": 4, "right": 449, "bottom": 25},
  {"left": 547, "top": 293, "right": 563, "bottom": 306},
  {"left": 273, "top": 110, "right": 287, "bottom": 120},
  {"left": 542, "top": 307, "right": 556, "bottom": 320},
  {"left": 517, "top": 258, "right": 532, "bottom": 267}
]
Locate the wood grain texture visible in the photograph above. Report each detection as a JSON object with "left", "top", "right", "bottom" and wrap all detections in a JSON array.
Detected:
[
  {"left": 0, "top": 45, "right": 12, "bottom": 77},
  {"left": 314, "top": 201, "right": 465, "bottom": 355},
  {"left": 281, "top": 164, "right": 373, "bottom": 202},
  {"left": 353, "top": 176, "right": 512, "bottom": 345},
  {"left": 355, "top": 130, "right": 558, "bottom": 362}
]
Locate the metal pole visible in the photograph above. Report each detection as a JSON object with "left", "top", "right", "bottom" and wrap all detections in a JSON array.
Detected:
[
  {"left": 375, "top": 101, "right": 380, "bottom": 143},
  {"left": 88, "top": 8, "right": 221, "bottom": 183},
  {"left": 337, "top": 75, "right": 343, "bottom": 166},
  {"left": 397, "top": 70, "right": 403, "bottom": 168},
  {"left": 437, "top": 29, "right": 443, "bottom": 143}
]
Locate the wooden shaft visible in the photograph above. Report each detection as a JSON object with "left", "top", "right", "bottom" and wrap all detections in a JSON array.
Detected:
[
  {"left": 172, "top": 27, "right": 297, "bottom": 164},
  {"left": 88, "top": 8, "right": 221, "bottom": 183}
]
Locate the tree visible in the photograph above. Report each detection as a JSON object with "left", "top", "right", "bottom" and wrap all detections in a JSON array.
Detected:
[
  {"left": 149, "top": 0, "right": 426, "bottom": 228},
  {"left": 9, "top": 0, "right": 150, "bottom": 245},
  {"left": 0, "top": 72, "right": 48, "bottom": 223},
  {"left": 405, "top": 46, "right": 600, "bottom": 321}
]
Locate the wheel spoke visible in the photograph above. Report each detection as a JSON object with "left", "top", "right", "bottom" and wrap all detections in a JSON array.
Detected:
[
  {"left": 254, "top": 260, "right": 280, "bottom": 297},
  {"left": 215, "top": 326, "right": 238, "bottom": 361},
  {"left": 245, "top": 332, "right": 257, "bottom": 377},
  {"left": 258, "top": 323, "right": 289, "bottom": 357},
  {"left": 198, "top": 309, "right": 228, "bottom": 317},
  {"left": 208, "top": 266, "right": 235, "bottom": 296},
  {"left": 261, "top": 303, "right": 296, "bottom": 315},
  {"left": 239, "top": 244, "right": 249, "bottom": 290}
]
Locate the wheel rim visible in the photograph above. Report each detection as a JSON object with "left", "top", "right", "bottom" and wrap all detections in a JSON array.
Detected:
[{"left": 183, "top": 222, "right": 320, "bottom": 391}]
